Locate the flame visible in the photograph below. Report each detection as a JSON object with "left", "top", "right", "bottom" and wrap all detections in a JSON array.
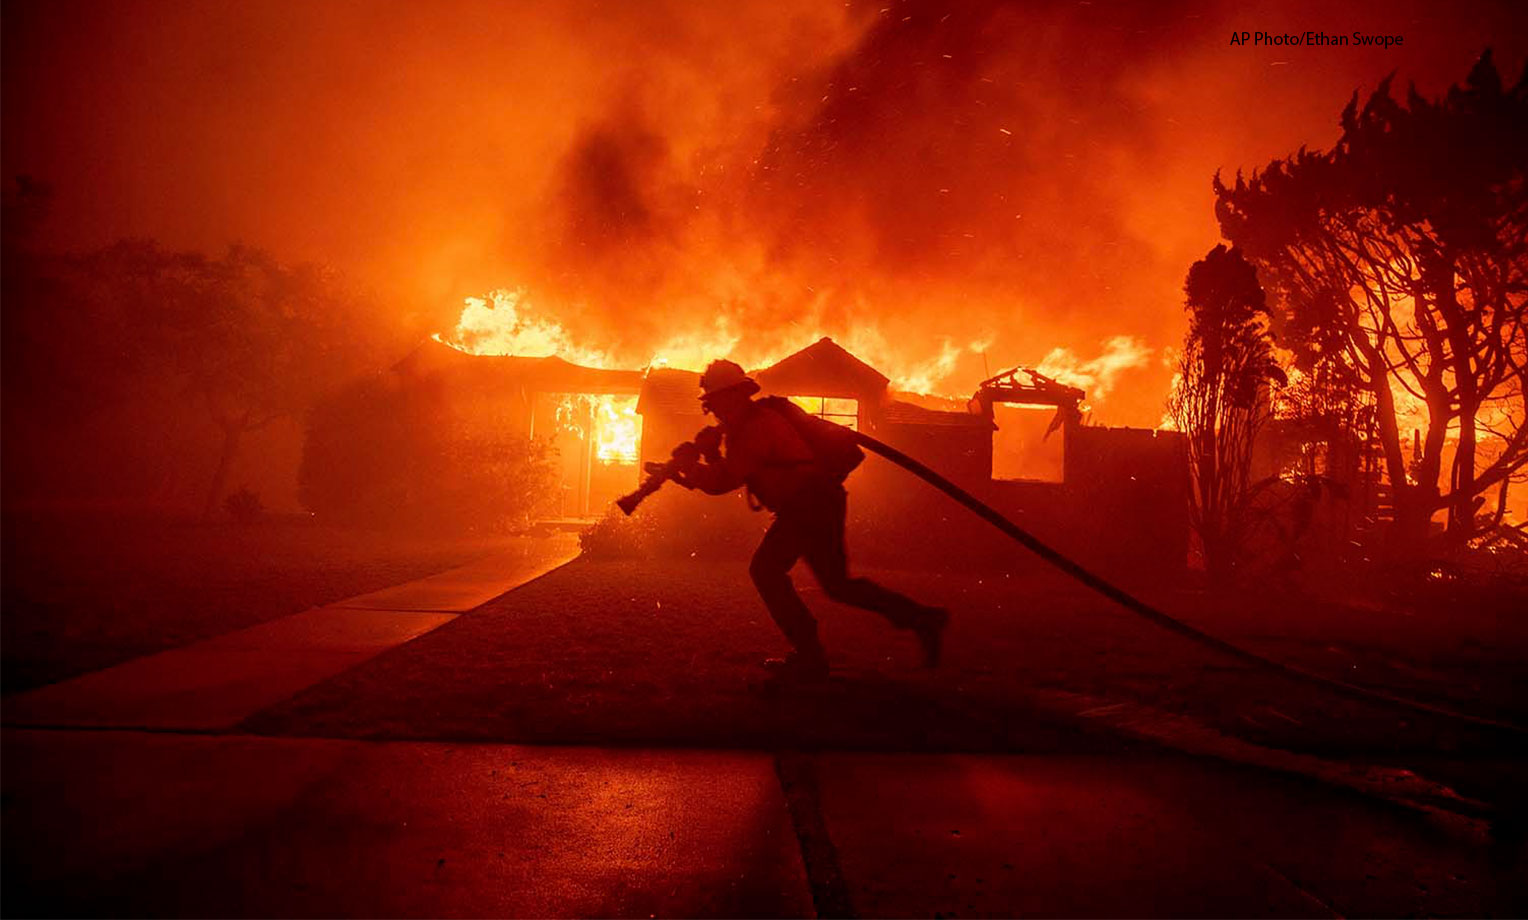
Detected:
[
  {"left": 841, "top": 330, "right": 962, "bottom": 395},
  {"left": 438, "top": 289, "right": 989, "bottom": 395},
  {"left": 594, "top": 395, "right": 640, "bottom": 463},
  {"left": 650, "top": 320, "right": 742, "bottom": 372},
  {"left": 1036, "top": 336, "right": 1152, "bottom": 402},
  {"left": 551, "top": 393, "right": 642, "bottom": 465},
  {"left": 437, "top": 288, "right": 1145, "bottom": 404},
  {"left": 436, "top": 288, "right": 612, "bottom": 368},
  {"left": 554, "top": 395, "right": 588, "bottom": 438}
]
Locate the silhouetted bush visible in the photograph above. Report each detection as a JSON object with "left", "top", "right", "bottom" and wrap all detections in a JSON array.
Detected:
[
  {"left": 300, "top": 374, "right": 557, "bottom": 531},
  {"left": 579, "top": 508, "right": 658, "bottom": 559},
  {"left": 223, "top": 487, "right": 264, "bottom": 523}
]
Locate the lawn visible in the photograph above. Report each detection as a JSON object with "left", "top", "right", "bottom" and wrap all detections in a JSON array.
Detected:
[
  {"left": 2, "top": 513, "right": 515, "bottom": 693},
  {"left": 244, "top": 553, "right": 1528, "bottom": 760}
]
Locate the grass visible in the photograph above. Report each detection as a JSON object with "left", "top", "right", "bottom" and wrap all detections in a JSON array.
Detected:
[
  {"left": 2, "top": 512, "right": 514, "bottom": 693},
  {"left": 243, "top": 553, "right": 1528, "bottom": 758}
]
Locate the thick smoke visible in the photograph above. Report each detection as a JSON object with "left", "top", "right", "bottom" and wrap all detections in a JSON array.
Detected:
[
  {"left": 7, "top": 0, "right": 1526, "bottom": 422},
  {"left": 518, "top": 0, "right": 1528, "bottom": 418}
]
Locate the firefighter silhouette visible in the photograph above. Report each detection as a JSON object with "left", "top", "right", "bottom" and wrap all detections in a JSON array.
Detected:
[{"left": 670, "top": 359, "right": 949, "bottom": 680}]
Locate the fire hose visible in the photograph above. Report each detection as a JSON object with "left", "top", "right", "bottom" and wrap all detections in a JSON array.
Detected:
[
  {"left": 850, "top": 431, "right": 1527, "bottom": 737},
  {"left": 619, "top": 428, "right": 1526, "bottom": 738}
]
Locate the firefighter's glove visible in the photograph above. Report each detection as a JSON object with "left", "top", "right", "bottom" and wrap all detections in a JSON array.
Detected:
[
  {"left": 671, "top": 440, "right": 702, "bottom": 472},
  {"left": 695, "top": 425, "right": 723, "bottom": 462}
]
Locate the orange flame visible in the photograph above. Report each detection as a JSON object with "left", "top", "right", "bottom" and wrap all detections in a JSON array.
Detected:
[
  {"left": 594, "top": 396, "right": 640, "bottom": 463},
  {"left": 1035, "top": 335, "right": 1152, "bottom": 403},
  {"left": 435, "top": 287, "right": 991, "bottom": 395},
  {"left": 436, "top": 289, "right": 1152, "bottom": 405},
  {"left": 552, "top": 394, "right": 642, "bottom": 465},
  {"left": 436, "top": 289, "right": 611, "bottom": 368}
]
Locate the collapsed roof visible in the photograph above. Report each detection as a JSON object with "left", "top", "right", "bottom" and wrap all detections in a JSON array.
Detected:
[{"left": 973, "top": 366, "right": 1085, "bottom": 409}]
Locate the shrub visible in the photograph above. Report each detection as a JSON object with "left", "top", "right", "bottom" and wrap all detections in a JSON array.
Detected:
[
  {"left": 224, "top": 487, "right": 264, "bottom": 523},
  {"left": 300, "top": 374, "right": 557, "bottom": 531},
  {"left": 579, "top": 508, "right": 658, "bottom": 559}
]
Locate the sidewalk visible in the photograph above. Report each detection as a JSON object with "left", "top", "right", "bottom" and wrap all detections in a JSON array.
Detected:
[{"left": 2, "top": 533, "right": 580, "bottom": 731}]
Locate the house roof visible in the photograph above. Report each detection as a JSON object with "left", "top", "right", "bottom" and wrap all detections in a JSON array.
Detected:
[
  {"left": 752, "top": 337, "right": 890, "bottom": 400},
  {"left": 637, "top": 367, "right": 704, "bottom": 417},
  {"left": 880, "top": 398, "right": 995, "bottom": 429},
  {"left": 397, "top": 338, "right": 643, "bottom": 394},
  {"left": 637, "top": 337, "right": 896, "bottom": 418}
]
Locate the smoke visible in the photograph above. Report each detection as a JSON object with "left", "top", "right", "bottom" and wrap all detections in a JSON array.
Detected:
[
  {"left": 520, "top": 0, "right": 1188, "bottom": 396},
  {"left": 7, "top": 0, "right": 1526, "bottom": 424}
]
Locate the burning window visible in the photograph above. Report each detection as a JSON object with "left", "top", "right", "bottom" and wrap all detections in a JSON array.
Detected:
[
  {"left": 789, "top": 396, "right": 859, "bottom": 431},
  {"left": 548, "top": 394, "right": 641, "bottom": 465},
  {"left": 991, "top": 403, "right": 1064, "bottom": 483},
  {"left": 594, "top": 395, "right": 640, "bottom": 464},
  {"left": 539, "top": 393, "right": 642, "bottom": 519}
]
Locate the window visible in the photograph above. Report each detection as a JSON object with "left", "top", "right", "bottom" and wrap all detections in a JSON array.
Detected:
[
  {"left": 789, "top": 396, "right": 859, "bottom": 431},
  {"left": 991, "top": 403, "right": 1064, "bottom": 482}
]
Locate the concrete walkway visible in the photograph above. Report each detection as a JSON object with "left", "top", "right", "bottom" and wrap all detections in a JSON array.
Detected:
[
  {"left": 4, "top": 729, "right": 1513, "bottom": 918},
  {"left": 2, "top": 534, "right": 580, "bottom": 731},
  {"left": 328, "top": 536, "right": 581, "bottom": 612}
]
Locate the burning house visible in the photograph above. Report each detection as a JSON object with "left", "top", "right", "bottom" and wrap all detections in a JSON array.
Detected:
[
  {"left": 392, "top": 341, "right": 645, "bottom": 519},
  {"left": 319, "top": 334, "right": 1187, "bottom": 573},
  {"left": 676, "top": 338, "right": 1187, "bottom": 576},
  {"left": 303, "top": 333, "right": 1186, "bottom": 568},
  {"left": 637, "top": 337, "right": 995, "bottom": 491},
  {"left": 300, "top": 338, "right": 643, "bottom": 527}
]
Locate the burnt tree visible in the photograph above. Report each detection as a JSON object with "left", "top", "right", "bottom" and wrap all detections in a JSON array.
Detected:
[
  {"left": 1167, "top": 245, "right": 1284, "bottom": 581},
  {"left": 1215, "top": 52, "right": 1528, "bottom": 550}
]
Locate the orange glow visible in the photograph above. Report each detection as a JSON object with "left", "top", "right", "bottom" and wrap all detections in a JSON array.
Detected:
[
  {"left": 594, "top": 396, "right": 641, "bottom": 464},
  {"left": 551, "top": 394, "right": 641, "bottom": 465},
  {"left": 1035, "top": 336, "right": 1153, "bottom": 405},
  {"left": 437, "top": 292, "right": 998, "bottom": 396},
  {"left": 10, "top": 2, "right": 1521, "bottom": 434},
  {"left": 436, "top": 289, "right": 612, "bottom": 368},
  {"left": 789, "top": 396, "right": 859, "bottom": 430},
  {"left": 436, "top": 290, "right": 1149, "bottom": 403}
]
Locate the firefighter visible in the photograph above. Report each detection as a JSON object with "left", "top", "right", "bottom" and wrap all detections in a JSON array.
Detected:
[{"left": 670, "top": 359, "right": 949, "bottom": 680}]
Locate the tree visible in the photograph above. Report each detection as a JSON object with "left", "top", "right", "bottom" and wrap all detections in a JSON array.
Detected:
[
  {"left": 1214, "top": 52, "right": 1528, "bottom": 552},
  {"left": 59, "top": 243, "right": 387, "bottom": 518},
  {"left": 1167, "top": 245, "right": 1285, "bottom": 581},
  {"left": 164, "top": 245, "right": 382, "bottom": 518},
  {"left": 3, "top": 217, "right": 392, "bottom": 515},
  {"left": 3, "top": 233, "right": 199, "bottom": 506}
]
